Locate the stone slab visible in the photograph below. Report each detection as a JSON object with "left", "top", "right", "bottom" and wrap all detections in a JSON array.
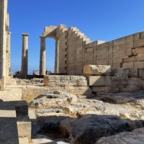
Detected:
[
  {"left": 88, "top": 76, "right": 111, "bottom": 86},
  {"left": 17, "top": 121, "right": 31, "bottom": 139},
  {"left": 83, "top": 65, "right": 111, "bottom": 75},
  {"left": 44, "top": 75, "right": 87, "bottom": 86}
]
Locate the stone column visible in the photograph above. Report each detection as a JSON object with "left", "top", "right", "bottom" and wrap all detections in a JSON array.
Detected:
[
  {"left": 0, "top": 0, "right": 8, "bottom": 90},
  {"left": 40, "top": 36, "right": 46, "bottom": 75},
  {"left": 6, "top": 32, "right": 11, "bottom": 77},
  {"left": 54, "top": 38, "right": 59, "bottom": 73},
  {"left": 21, "top": 33, "right": 28, "bottom": 78}
]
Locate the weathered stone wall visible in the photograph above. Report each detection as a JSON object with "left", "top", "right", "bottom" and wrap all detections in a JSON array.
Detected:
[
  {"left": 41, "top": 24, "right": 144, "bottom": 75},
  {"left": 54, "top": 25, "right": 144, "bottom": 75},
  {"left": 84, "top": 65, "right": 144, "bottom": 93}
]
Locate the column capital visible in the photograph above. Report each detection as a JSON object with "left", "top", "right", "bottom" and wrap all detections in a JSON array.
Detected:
[{"left": 22, "top": 33, "right": 29, "bottom": 36}]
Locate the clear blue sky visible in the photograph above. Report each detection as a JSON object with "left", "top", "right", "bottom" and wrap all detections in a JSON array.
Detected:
[{"left": 8, "top": 0, "right": 144, "bottom": 74}]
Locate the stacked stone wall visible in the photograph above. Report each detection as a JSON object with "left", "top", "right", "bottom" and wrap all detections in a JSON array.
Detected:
[
  {"left": 57, "top": 26, "right": 144, "bottom": 75},
  {"left": 41, "top": 25, "right": 144, "bottom": 75}
]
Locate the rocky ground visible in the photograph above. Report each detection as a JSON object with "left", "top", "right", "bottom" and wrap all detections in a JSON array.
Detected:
[{"left": 5, "top": 78, "right": 144, "bottom": 144}]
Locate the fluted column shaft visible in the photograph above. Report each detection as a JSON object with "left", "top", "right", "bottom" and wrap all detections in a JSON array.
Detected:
[
  {"left": 40, "top": 36, "right": 46, "bottom": 75},
  {"left": 21, "top": 33, "right": 28, "bottom": 78}
]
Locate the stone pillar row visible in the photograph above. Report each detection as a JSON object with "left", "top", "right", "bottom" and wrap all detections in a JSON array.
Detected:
[
  {"left": 39, "top": 36, "right": 60, "bottom": 75},
  {"left": 21, "top": 34, "right": 60, "bottom": 76}
]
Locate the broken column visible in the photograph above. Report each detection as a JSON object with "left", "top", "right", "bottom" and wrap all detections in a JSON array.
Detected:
[
  {"left": 40, "top": 36, "right": 46, "bottom": 75},
  {"left": 21, "top": 33, "right": 28, "bottom": 78}
]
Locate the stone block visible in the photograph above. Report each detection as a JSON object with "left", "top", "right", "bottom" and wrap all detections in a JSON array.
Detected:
[
  {"left": 75, "top": 68, "right": 83, "bottom": 75},
  {"left": 110, "top": 68, "right": 129, "bottom": 77},
  {"left": 138, "top": 69, "right": 144, "bottom": 78},
  {"left": 112, "top": 57, "right": 123, "bottom": 64},
  {"left": 97, "top": 50, "right": 108, "bottom": 60},
  {"left": 120, "top": 77, "right": 143, "bottom": 92},
  {"left": 112, "top": 63, "right": 121, "bottom": 68},
  {"left": 17, "top": 121, "right": 31, "bottom": 139},
  {"left": 132, "top": 47, "right": 144, "bottom": 55},
  {"left": 83, "top": 65, "right": 111, "bottom": 76},
  {"left": 123, "top": 56, "right": 137, "bottom": 62},
  {"left": 134, "top": 39, "right": 144, "bottom": 47},
  {"left": 109, "top": 59, "right": 113, "bottom": 66},
  {"left": 65, "top": 86, "right": 92, "bottom": 95},
  {"left": 134, "top": 61, "right": 144, "bottom": 68},
  {"left": 127, "top": 35, "right": 133, "bottom": 42},
  {"left": 133, "top": 33, "right": 140, "bottom": 41},
  {"left": 114, "top": 37, "right": 127, "bottom": 46},
  {"left": 113, "top": 45, "right": 126, "bottom": 58},
  {"left": 122, "top": 62, "right": 134, "bottom": 68},
  {"left": 97, "top": 59, "right": 109, "bottom": 65},
  {"left": 84, "top": 61, "right": 95, "bottom": 65},
  {"left": 86, "top": 47, "right": 93, "bottom": 52},
  {"left": 91, "top": 86, "right": 110, "bottom": 93},
  {"left": 140, "top": 32, "right": 144, "bottom": 39},
  {"left": 112, "top": 68, "right": 138, "bottom": 77},
  {"left": 128, "top": 68, "right": 138, "bottom": 77},
  {"left": 88, "top": 76, "right": 111, "bottom": 86},
  {"left": 136, "top": 54, "right": 144, "bottom": 61},
  {"left": 97, "top": 43, "right": 109, "bottom": 60},
  {"left": 44, "top": 75, "right": 88, "bottom": 86},
  {"left": 85, "top": 52, "right": 94, "bottom": 61},
  {"left": 19, "top": 137, "right": 29, "bottom": 144}
]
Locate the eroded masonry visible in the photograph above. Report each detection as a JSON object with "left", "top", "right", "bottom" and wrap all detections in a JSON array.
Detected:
[{"left": 40, "top": 25, "right": 144, "bottom": 75}]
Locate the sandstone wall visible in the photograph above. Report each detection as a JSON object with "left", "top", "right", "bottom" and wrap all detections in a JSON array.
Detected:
[
  {"left": 56, "top": 25, "right": 68, "bottom": 74},
  {"left": 56, "top": 25, "right": 144, "bottom": 75},
  {"left": 84, "top": 65, "right": 144, "bottom": 93}
]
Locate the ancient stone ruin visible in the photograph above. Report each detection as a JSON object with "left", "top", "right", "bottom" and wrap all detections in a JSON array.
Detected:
[
  {"left": 40, "top": 25, "right": 144, "bottom": 75},
  {"left": 1, "top": 0, "right": 144, "bottom": 144}
]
